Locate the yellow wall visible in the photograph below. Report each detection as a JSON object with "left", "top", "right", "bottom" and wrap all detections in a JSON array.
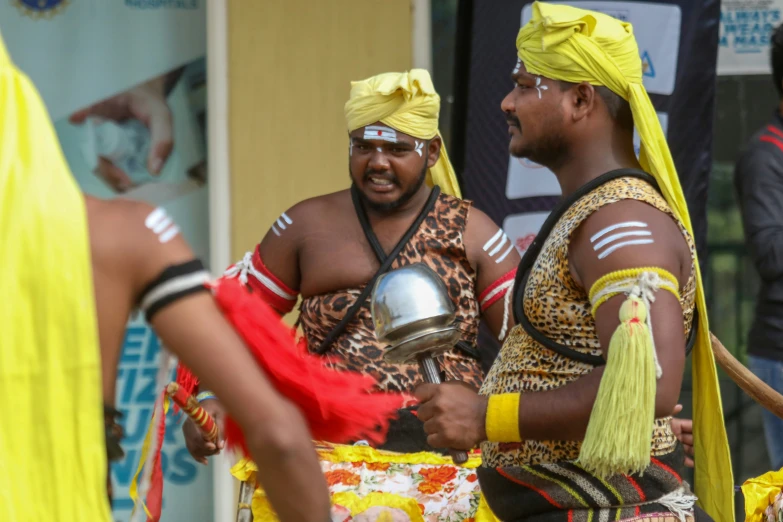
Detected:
[
  {"left": 228, "top": 0, "right": 413, "bottom": 261},
  {"left": 224, "top": 3, "right": 413, "bottom": 505}
]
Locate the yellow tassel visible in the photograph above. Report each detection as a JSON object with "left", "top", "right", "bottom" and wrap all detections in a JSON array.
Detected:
[{"left": 578, "top": 295, "right": 656, "bottom": 478}]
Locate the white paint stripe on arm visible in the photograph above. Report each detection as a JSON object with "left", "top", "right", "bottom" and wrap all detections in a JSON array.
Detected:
[
  {"left": 488, "top": 234, "right": 509, "bottom": 256},
  {"left": 152, "top": 216, "right": 173, "bottom": 234},
  {"left": 144, "top": 207, "right": 167, "bottom": 229},
  {"left": 496, "top": 243, "right": 516, "bottom": 263},
  {"left": 596, "top": 239, "right": 654, "bottom": 260},
  {"left": 592, "top": 230, "right": 652, "bottom": 251},
  {"left": 590, "top": 221, "right": 648, "bottom": 243},
  {"left": 159, "top": 225, "right": 180, "bottom": 244},
  {"left": 483, "top": 228, "right": 504, "bottom": 251}
]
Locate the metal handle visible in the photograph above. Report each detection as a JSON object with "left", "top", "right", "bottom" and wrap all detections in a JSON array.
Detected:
[{"left": 416, "top": 354, "right": 470, "bottom": 465}]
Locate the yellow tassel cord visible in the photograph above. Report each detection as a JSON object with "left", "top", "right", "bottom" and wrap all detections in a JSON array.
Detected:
[{"left": 578, "top": 268, "right": 679, "bottom": 478}]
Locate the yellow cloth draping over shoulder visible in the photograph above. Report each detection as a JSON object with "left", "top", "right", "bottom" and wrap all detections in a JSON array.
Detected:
[
  {"left": 0, "top": 34, "right": 110, "bottom": 521},
  {"left": 516, "top": 3, "right": 733, "bottom": 520},
  {"left": 344, "top": 69, "right": 461, "bottom": 198}
]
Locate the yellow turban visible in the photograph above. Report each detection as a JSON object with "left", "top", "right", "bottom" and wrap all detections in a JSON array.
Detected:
[
  {"left": 344, "top": 69, "right": 461, "bottom": 198},
  {"left": 517, "top": 3, "right": 733, "bottom": 521},
  {"left": 0, "top": 34, "right": 111, "bottom": 520}
]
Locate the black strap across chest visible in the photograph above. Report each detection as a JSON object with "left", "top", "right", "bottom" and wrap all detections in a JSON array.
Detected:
[
  {"left": 512, "top": 168, "right": 697, "bottom": 366},
  {"left": 314, "top": 186, "right": 441, "bottom": 355},
  {"left": 350, "top": 185, "right": 480, "bottom": 361}
]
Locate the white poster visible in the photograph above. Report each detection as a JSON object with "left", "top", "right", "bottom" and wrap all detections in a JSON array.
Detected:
[
  {"left": 717, "top": 0, "right": 783, "bottom": 75},
  {"left": 503, "top": 211, "right": 552, "bottom": 256},
  {"left": 521, "top": 2, "right": 682, "bottom": 96},
  {"left": 0, "top": 2, "right": 212, "bottom": 521}
]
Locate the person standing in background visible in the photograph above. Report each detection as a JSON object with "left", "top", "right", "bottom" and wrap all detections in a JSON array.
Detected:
[{"left": 734, "top": 23, "right": 783, "bottom": 471}]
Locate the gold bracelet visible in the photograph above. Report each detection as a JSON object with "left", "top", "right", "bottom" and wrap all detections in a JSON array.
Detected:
[{"left": 485, "top": 393, "right": 522, "bottom": 442}]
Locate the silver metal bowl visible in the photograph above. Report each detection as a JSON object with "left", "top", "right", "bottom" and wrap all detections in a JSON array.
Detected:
[{"left": 371, "top": 263, "right": 457, "bottom": 352}]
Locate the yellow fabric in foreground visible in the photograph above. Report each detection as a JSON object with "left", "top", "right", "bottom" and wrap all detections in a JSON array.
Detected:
[
  {"left": 741, "top": 468, "right": 783, "bottom": 522},
  {"left": 0, "top": 35, "right": 110, "bottom": 521},
  {"left": 515, "top": 3, "right": 733, "bottom": 520},
  {"left": 231, "top": 444, "right": 499, "bottom": 521},
  {"left": 344, "top": 69, "right": 462, "bottom": 198}
]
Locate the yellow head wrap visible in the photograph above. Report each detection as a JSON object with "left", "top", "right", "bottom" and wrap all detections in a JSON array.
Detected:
[
  {"left": 0, "top": 34, "right": 111, "bottom": 520},
  {"left": 344, "top": 69, "right": 461, "bottom": 198},
  {"left": 516, "top": 3, "right": 733, "bottom": 520}
]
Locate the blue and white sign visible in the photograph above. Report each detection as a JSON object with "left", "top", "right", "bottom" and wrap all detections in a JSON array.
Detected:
[
  {"left": 718, "top": 0, "right": 783, "bottom": 75},
  {"left": 0, "top": 4, "right": 212, "bottom": 521}
]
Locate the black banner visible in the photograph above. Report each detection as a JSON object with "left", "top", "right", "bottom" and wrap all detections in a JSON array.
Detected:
[
  {"left": 453, "top": 0, "right": 719, "bottom": 263},
  {"left": 451, "top": 0, "right": 720, "bottom": 368}
]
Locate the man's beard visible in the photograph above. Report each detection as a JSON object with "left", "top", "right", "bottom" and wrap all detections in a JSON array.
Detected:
[
  {"left": 508, "top": 114, "right": 569, "bottom": 170},
  {"left": 351, "top": 161, "right": 428, "bottom": 213}
]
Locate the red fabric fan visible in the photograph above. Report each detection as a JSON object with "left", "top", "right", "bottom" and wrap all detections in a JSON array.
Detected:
[{"left": 176, "top": 276, "right": 405, "bottom": 453}]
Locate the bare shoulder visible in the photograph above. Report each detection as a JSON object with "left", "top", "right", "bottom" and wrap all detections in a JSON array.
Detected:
[
  {"left": 285, "top": 190, "right": 347, "bottom": 227},
  {"left": 570, "top": 198, "right": 690, "bottom": 290},
  {"left": 258, "top": 190, "right": 349, "bottom": 248},
  {"left": 86, "top": 196, "right": 197, "bottom": 298}
]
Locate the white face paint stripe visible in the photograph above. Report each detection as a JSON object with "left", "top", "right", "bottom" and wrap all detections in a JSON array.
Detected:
[
  {"left": 513, "top": 58, "right": 521, "bottom": 74},
  {"left": 415, "top": 140, "right": 423, "bottom": 157},
  {"left": 281, "top": 212, "right": 293, "bottom": 225},
  {"left": 271, "top": 225, "right": 281, "bottom": 237},
  {"left": 488, "top": 234, "right": 509, "bottom": 257},
  {"left": 534, "top": 77, "right": 549, "bottom": 99},
  {"left": 592, "top": 230, "right": 652, "bottom": 251},
  {"left": 483, "top": 229, "right": 504, "bottom": 251},
  {"left": 276, "top": 218, "right": 287, "bottom": 230},
  {"left": 496, "top": 244, "right": 516, "bottom": 264},
  {"left": 590, "top": 221, "right": 648, "bottom": 243},
  {"left": 364, "top": 125, "right": 398, "bottom": 143},
  {"left": 377, "top": 147, "right": 383, "bottom": 153},
  {"left": 597, "top": 239, "right": 655, "bottom": 260},
  {"left": 159, "top": 225, "right": 180, "bottom": 244}
]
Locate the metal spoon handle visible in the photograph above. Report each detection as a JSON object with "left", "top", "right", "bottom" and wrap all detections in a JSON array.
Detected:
[{"left": 417, "top": 354, "right": 470, "bottom": 465}]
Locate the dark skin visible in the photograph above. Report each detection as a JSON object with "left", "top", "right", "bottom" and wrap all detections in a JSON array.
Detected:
[
  {"left": 415, "top": 63, "right": 694, "bottom": 463},
  {"left": 183, "top": 121, "right": 521, "bottom": 461},
  {"left": 86, "top": 196, "right": 330, "bottom": 522}
]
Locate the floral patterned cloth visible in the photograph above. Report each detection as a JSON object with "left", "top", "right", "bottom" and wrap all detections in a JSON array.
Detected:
[{"left": 231, "top": 443, "right": 499, "bottom": 522}]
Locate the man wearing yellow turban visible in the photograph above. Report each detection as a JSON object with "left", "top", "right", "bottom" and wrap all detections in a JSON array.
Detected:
[
  {"left": 188, "top": 69, "right": 519, "bottom": 520},
  {"left": 0, "top": 30, "right": 335, "bottom": 522},
  {"left": 415, "top": 3, "right": 734, "bottom": 522}
]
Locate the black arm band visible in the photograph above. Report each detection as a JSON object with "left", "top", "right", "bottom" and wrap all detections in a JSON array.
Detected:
[{"left": 139, "top": 259, "right": 211, "bottom": 322}]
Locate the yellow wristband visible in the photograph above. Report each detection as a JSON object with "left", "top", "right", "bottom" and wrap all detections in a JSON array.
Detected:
[{"left": 485, "top": 393, "right": 522, "bottom": 442}]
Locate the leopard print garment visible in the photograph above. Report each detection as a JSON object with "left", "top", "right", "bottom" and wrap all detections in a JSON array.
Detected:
[
  {"left": 479, "top": 177, "right": 697, "bottom": 467},
  {"left": 298, "top": 192, "right": 484, "bottom": 393}
]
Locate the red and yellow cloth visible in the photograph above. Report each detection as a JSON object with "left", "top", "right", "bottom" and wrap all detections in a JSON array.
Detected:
[{"left": 231, "top": 443, "right": 498, "bottom": 522}]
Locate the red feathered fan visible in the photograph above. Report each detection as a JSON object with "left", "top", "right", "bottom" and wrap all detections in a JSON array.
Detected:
[{"left": 138, "top": 277, "right": 406, "bottom": 522}]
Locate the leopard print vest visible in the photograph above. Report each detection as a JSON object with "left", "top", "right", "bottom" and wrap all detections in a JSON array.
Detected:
[
  {"left": 479, "top": 177, "right": 697, "bottom": 467},
  {"left": 298, "top": 192, "right": 484, "bottom": 394}
]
